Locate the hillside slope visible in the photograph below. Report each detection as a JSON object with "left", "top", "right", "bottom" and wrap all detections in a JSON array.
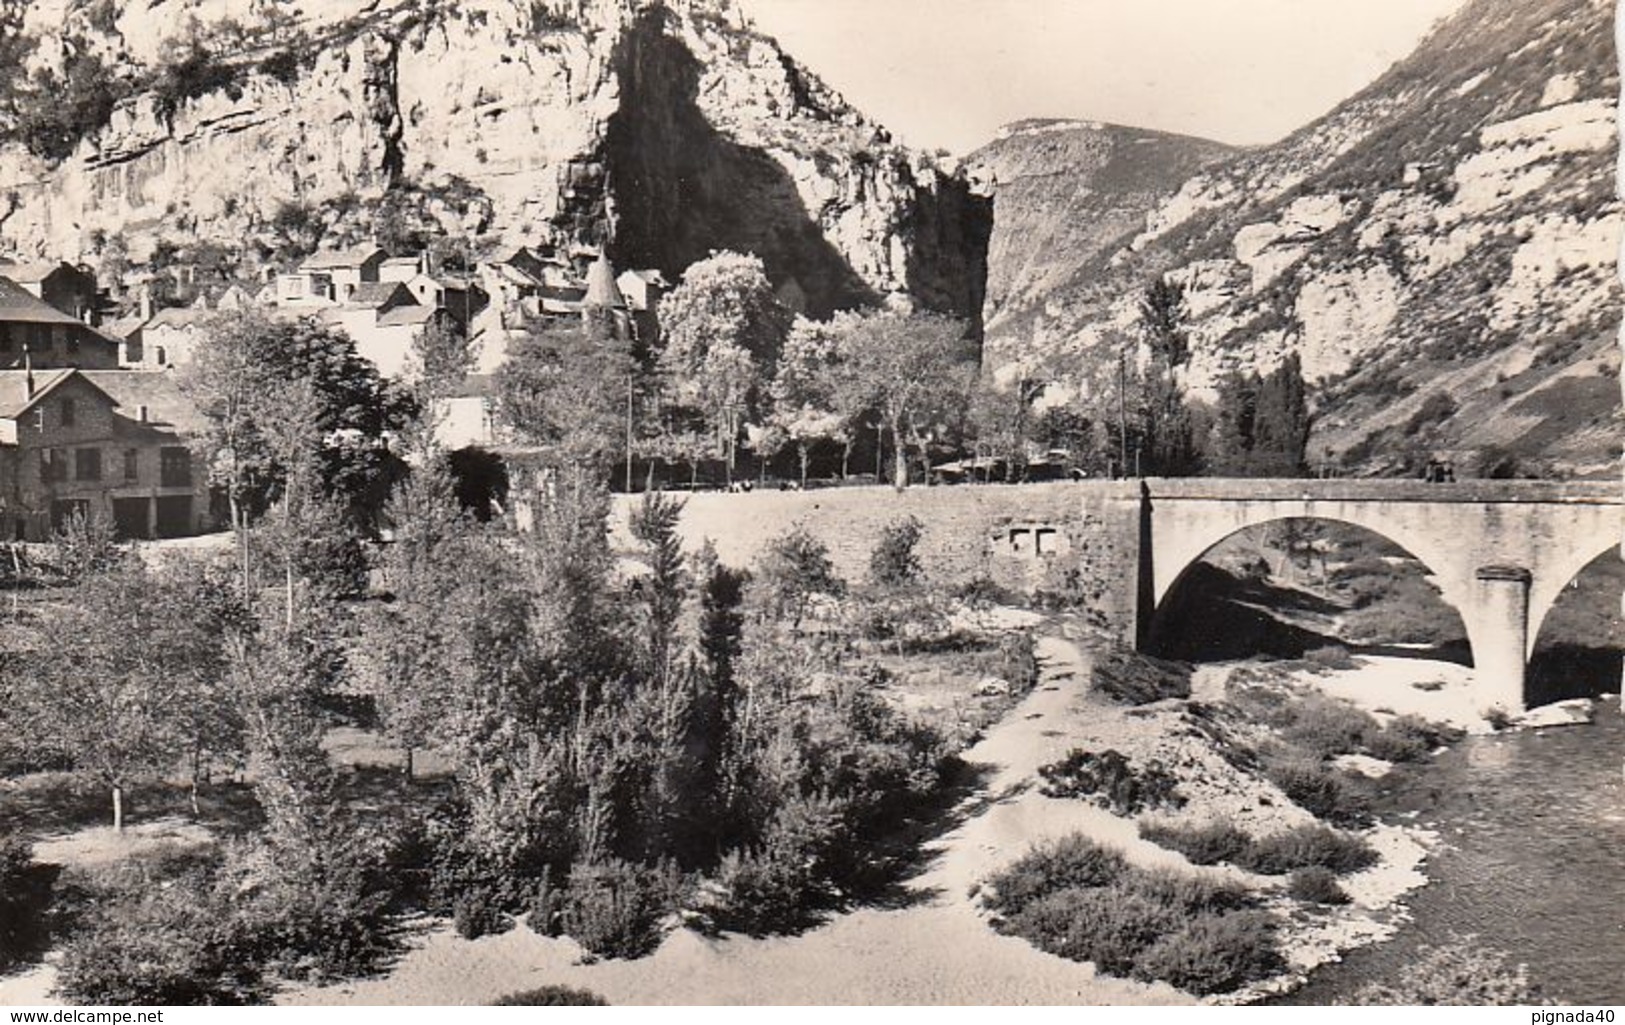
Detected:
[
  {"left": 982, "top": 0, "right": 1619, "bottom": 478},
  {"left": 969, "top": 119, "right": 1234, "bottom": 337},
  {"left": 0, "top": 0, "right": 990, "bottom": 323}
]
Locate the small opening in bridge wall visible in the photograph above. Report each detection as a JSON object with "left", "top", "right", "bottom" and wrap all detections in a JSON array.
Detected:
[{"left": 1000, "top": 524, "right": 1068, "bottom": 559}]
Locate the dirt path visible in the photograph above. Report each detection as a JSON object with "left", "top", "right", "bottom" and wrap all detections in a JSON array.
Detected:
[{"left": 274, "top": 630, "right": 1192, "bottom": 1006}]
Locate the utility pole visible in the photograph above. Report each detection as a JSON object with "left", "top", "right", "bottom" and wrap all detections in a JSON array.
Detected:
[{"left": 625, "top": 371, "right": 634, "bottom": 493}]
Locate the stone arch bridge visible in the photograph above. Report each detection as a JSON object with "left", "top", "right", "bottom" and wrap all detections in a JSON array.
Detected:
[{"left": 1130, "top": 479, "right": 1621, "bottom": 711}]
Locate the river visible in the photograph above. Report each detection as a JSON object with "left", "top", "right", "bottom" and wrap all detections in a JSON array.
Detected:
[{"left": 1278, "top": 698, "right": 1625, "bottom": 1005}]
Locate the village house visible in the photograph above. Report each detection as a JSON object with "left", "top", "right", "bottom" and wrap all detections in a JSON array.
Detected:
[
  {"left": 0, "top": 260, "right": 105, "bottom": 324},
  {"left": 0, "top": 277, "right": 121, "bottom": 370},
  {"left": 274, "top": 244, "right": 387, "bottom": 309},
  {"left": 0, "top": 367, "right": 213, "bottom": 540}
]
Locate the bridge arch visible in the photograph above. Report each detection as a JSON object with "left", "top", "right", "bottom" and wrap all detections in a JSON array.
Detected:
[
  {"left": 1527, "top": 543, "right": 1624, "bottom": 707},
  {"left": 1146, "top": 515, "right": 1475, "bottom": 665},
  {"left": 1528, "top": 535, "right": 1621, "bottom": 661}
]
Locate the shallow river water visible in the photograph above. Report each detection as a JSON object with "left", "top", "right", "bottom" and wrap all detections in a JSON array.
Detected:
[{"left": 1279, "top": 699, "right": 1625, "bottom": 1004}]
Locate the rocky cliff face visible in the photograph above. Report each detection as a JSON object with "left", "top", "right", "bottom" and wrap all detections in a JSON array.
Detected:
[
  {"left": 982, "top": 0, "right": 1619, "bottom": 477},
  {"left": 0, "top": 0, "right": 990, "bottom": 325}
]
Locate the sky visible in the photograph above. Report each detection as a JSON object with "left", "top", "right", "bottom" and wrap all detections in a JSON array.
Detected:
[{"left": 735, "top": 0, "right": 1472, "bottom": 154}]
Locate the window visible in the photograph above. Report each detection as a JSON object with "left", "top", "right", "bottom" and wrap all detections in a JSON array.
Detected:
[
  {"left": 51, "top": 326, "right": 65, "bottom": 350},
  {"left": 123, "top": 449, "right": 139, "bottom": 482},
  {"left": 0, "top": 325, "right": 12, "bottom": 354},
  {"left": 66, "top": 332, "right": 80, "bottom": 356},
  {"left": 60, "top": 399, "right": 75, "bottom": 427},
  {"left": 38, "top": 449, "right": 65, "bottom": 483},
  {"left": 75, "top": 448, "right": 101, "bottom": 482},
  {"left": 160, "top": 447, "right": 191, "bottom": 487}
]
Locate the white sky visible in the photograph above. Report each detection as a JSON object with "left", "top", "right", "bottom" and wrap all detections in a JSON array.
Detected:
[{"left": 736, "top": 0, "right": 1472, "bottom": 154}]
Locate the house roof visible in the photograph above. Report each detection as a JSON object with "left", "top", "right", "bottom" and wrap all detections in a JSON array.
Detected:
[
  {"left": 82, "top": 370, "right": 209, "bottom": 434},
  {"left": 487, "top": 245, "right": 535, "bottom": 266},
  {"left": 0, "top": 277, "right": 87, "bottom": 326},
  {"left": 145, "top": 307, "right": 214, "bottom": 330},
  {"left": 0, "top": 260, "right": 65, "bottom": 284},
  {"left": 344, "top": 282, "right": 413, "bottom": 309},
  {"left": 583, "top": 254, "right": 626, "bottom": 309},
  {"left": 300, "top": 244, "right": 385, "bottom": 271},
  {"left": 0, "top": 368, "right": 93, "bottom": 419},
  {"left": 381, "top": 256, "right": 421, "bottom": 268},
  {"left": 377, "top": 305, "right": 438, "bottom": 327},
  {"left": 105, "top": 315, "right": 148, "bottom": 340}
]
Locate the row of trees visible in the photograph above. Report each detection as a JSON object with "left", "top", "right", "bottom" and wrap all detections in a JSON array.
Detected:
[{"left": 497, "top": 255, "right": 1314, "bottom": 488}]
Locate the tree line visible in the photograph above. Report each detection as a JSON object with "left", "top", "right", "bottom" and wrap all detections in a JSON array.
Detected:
[{"left": 497, "top": 254, "right": 1314, "bottom": 489}]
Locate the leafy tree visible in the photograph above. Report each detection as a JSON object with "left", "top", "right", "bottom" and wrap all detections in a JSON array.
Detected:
[
  {"left": 754, "top": 526, "right": 844, "bottom": 629},
  {"left": 1132, "top": 280, "right": 1199, "bottom": 476},
  {"left": 657, "top": 252, "right": 791, "bottom": 483},
  {"left": 830, "top": 309, "right": 978, "bottom": 490},
  {"left": 869, "top": 516, "right": 924, "bottom": 588},
  {"left": 14, "top": 562, "right": 238, "bottom": 829},
  {"left": 1209, "top": 354, "right": 1311, "bottom": 477},
  {"left": 497, "top": 314, "right": 637, "bottom": 473},
  {"left": 183, "top": 311, "right": 415, "bottom": 562},
  {"left": 768, "top": 316, "right": 848, "bottom": 486},
  {"left": 1139, "top": 279, "right": 1190, "bottom": 371}
]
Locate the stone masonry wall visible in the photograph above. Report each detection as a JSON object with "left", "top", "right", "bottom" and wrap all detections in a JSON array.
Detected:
[{"left": 608, "top": 481, "right": 1144, "bottom": 634}]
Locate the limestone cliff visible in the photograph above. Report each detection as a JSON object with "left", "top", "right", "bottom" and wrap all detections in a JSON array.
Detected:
[
  {"left": 982, "top": 0, "right": 1619, "bottom": 478},
  {"left": 0, "top": 0, "right": 990, "bottom": 325}
]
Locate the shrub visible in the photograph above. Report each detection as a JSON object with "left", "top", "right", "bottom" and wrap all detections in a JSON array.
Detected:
[
  {"left": 1131, "top": 911, "right": 1286, "bottom": 995},
  {"left": 709, "top": 794, "right": 848, "bottom": 936},
  {"left": 1342, "top": 934, "right": 1536, "bottom": 1005},
  {"left": 983, "top": 835, "right": 1128, "bottom": 917},
  {"left": 868, "top": 516, "right": 924, "bottom": 586},
  {"left": 1092, "top": 648, "right": 1192, "bottom": 705},
  {"left": 56, "top": 867, "right": 265, "bottom": 1005},
  {"left": 951, "top": 576, "right": 1022, "bottom": 608},
  {"left": 453, "top": 884, "right": 512, "bottom": 940},
  {"left": 1234, "top": 824, "right": 1378, "bottom": 876},
  {"left": 1138, "top": 820, "right": 1250, "bottom": 866},
  {"left": 0, "top": 835, "right": 49, "bottom": 969},
  {"left": 1261, "top": 751, "right": 1372, "bottom": 826},
  {"left": 1288, "top": 866, "right": 1350, "bottom": 905},
  {"left": 561, "top": 859, "right": 683, "bottom": 960},
  {"left": 1281, "top": 697, "right": 1380, "bottom": 759},
  {"left": 1127, "top": 867, "right": 1256, "bottom": 914},
  {"left": 1007, "top": 885, "right": 1180, "bottom": 976},
  {"left": 492, "top": 985, "right": 608, "bottom": 1005},
  {"left": 1365, "top": 714, "right": 1463, "bottom": 762},
  {"left": 1303, "top": 645, "right": 1355, "bottom": 670},
  {"left": 1038, "top": 749, "right": 1185, "bottom": 814},
  {"left": 998, "top": 629, "right": 1040, "bottom": 694}
]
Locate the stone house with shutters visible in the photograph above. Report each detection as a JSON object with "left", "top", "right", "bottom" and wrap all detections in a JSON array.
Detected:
[{"left": 0, "top": 368, "right": 213, "bottom": 540}]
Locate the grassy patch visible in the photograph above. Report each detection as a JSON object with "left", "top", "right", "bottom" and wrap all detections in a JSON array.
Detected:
[
  {"left": 1137, "top": 820, "right": 1250, "bottom": 866},
  {"left": 1233, "top": 823, "right": 1379, "bottom": 877}
]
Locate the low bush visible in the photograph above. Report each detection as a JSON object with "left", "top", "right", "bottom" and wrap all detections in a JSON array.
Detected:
[
  {"left": 453, "top": 884, "right": 513, "bottom": 940},
  {"left": 561, "top": 859, "right": 683, "bottom": 960},
  {"left": 1234, "top": 824, "right": 1378, "bottom": 877},
  {"left": 708, "top": 794, "right": 848, "bottom": 936},
  {"left": 1126, "top": 867, "right": 1256, "bottom": 914},
  {"left": 0, "top": 835, "right": 50, "bottom": 969},
  {"left": 1303, "top": 645, "right": 1356, "bottom": 670},
  {"left": 1281, "top": 696, "right": 1380, "bottom": 759},
  {"left": 56, "top": 866, "right": 265, "bottom": 1005},
  {"left": 1131, "top": 910, "right": 1286, "bottom": 995},
  {"left": 1040, "top": 747, "right": 1183, "bottom": 818},
  {"left": 1340, "top": 934, "right": 1535, "bottom": 1005},
  {"left": 1138, "top": 820, "right": 1250, "bottom": 866},
  {"left": 1288, "top": 866, "right": 1351, "bottom": 905},
  {"left": 951, "top": 576, "right": 1023, "bottom": 608},
  {"left": 1038, "top": 749, "right": 1184, "bottom": 814},
  {"left": 983, "top": 834, "right": 1128, "bottom": 917},
  {"left": 998, "top": 629, "right": 1040, "bottom": 694},
  {"left": 492, "top": 985, "right": 608, "bottom": 1005},
  {"left": 1008, "top": 885, "right": 1180, "bottom": 977},
  {"left": 1365, "top": 714, "right": 1462, "bottom": 762},
  {"left": 1092, "top": 649, "right": 1192, "bottom": 705},
  {"left": 1261, "top": 751, "right": 1372, "bottom": 826},
  {"left": 984, "top": 833, "right": 1283, "bottom": 996}
]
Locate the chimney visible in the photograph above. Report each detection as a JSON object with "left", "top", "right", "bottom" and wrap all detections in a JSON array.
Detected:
[
  {"left": 138, "top": 284, "right": 153, "bottom": 321},
  {"left": 137, "top": 404, "right": 149, "bottom": 423}
]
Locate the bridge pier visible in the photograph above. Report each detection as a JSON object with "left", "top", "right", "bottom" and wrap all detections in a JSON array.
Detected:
[{"left": 1475, "top": 565, "right": 1533, "bottom": 714}]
